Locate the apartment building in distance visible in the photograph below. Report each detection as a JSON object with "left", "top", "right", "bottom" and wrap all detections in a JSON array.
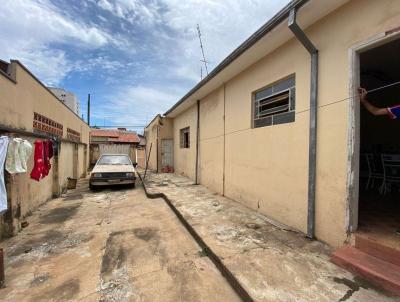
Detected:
[{"left": 49, "top": 87, "right": 81, "bottom": 116}]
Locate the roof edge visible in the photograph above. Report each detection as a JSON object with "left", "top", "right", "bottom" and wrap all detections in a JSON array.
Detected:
[
  {"left": 164, "top": 0, "right": 309, "bottom": 116},
  {"left": 10, "top": 60, "right": 88, "bottom": 125},
  {"left": 144, "top": 113, "right": 161, "bottom": 130}
]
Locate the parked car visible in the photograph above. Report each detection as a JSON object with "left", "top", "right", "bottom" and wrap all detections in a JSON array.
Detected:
[{"left": 89, "top": 154, "right": 137, "bottom": 190}]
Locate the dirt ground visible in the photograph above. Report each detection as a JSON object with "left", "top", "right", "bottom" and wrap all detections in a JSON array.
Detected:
[
  {"left": 0, "top": 179, "right": 240, "bottom": 302},
  {"left": 144, "top": 172, "right": 400, "bottom": 302},
  {"left": 1, "top": 174, "right": 399, "bottom": 302}
]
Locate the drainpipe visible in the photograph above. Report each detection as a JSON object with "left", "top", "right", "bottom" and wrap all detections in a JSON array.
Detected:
[
  {"left": 156, "top": 122, "right": 159, "bottom": 173},
  {"left": 288, "top": 8, "right": 318, "bottom": 239},
  {"left": 195, "top": 100, "right": 200, "bottom": 185}
]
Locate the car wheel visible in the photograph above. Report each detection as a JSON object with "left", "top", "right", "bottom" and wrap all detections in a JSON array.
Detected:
[
  {"left": 131, "top": 182, "right": 136, "bottom": 189},
  {"left": 89, "top": 183, "right": 95, "bottom": 191}
]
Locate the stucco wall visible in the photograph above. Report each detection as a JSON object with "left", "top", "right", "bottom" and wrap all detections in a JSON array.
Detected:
[
  {"left": 173, "top": 105, "right": 197, "bottom": 180},
  {"left": 199, "top": 88, "right": 225, "bottom": 194},
  {"left": 145, "top": 116, "right": 160, "bottom": 172},
  {"left": 170, "top": 0, "right": 400, "bottom": 247},
  {"left": 145, "top": 116, "right": 174, "bottom": 172},
  {"left": 0, "top": 61, "right": 90, "bottom": 237}
]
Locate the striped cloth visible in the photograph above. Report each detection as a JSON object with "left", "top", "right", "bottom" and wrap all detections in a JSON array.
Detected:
[{"left": 387, "top": 105, "right": 400, "bottom": 119}]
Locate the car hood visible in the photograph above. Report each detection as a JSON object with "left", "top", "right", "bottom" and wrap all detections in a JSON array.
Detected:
[{"left": 92, "top": 164, "right": 135, "bottom": 173}]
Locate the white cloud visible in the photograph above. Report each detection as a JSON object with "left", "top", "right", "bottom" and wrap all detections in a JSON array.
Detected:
[
  {"left": 96, "top": 0, "right": 163, "bottom": 27},
  {"left": 17, "top": 48, "right": 73, "bottom": 86},
  {"left": 91, "top": 85, "right": 185, "bottom": 126},
  {"left": 0, "top": 0, "right": 115, "bottom": 84},
  {"left": 162, "top": 0, "right": 290, "bottom": 78},
  {"left": 1, "top": 0, "right": 291, "bottom": 126}
]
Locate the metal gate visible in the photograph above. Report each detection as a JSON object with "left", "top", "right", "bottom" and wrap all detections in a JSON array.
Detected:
[
  {"left": 99, "top": 144, "right": 130, "bottom": 157},
  {"left": 161, "top": 139, "right": 173, "bottom": 169}
]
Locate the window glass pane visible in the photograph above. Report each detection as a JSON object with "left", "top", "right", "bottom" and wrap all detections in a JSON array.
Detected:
[
  {"left": 289, "top": 88, "right": 296, "bottom": 111},
  {"left": 180, "top": 127, "right": 190, "bottom": 148},
  {"left": 273, "top": 76, "right": 295, "bottom": 93},
  {"left": 254, "top": 116, "right": 272, "bottom": 128},
  {"left": 255, "top": 86, "right": 273, "bottom": 101},
  {"left": 98, "top": 155, "right": 131, "bottom": 165},
  {"left": 252, "top": 75, "right": 295, "bottom": 128}
]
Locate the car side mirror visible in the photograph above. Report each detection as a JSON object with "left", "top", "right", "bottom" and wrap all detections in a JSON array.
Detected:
[{"left": 133, "top": 163, "right": 138, "bottom": 168}]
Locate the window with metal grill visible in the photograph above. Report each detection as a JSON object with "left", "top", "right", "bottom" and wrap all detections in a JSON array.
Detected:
[
  {"left": 180, "top": 127, "right": 190, "bottom": 148},
  {"left": 253, "top": 75, "right": 295, "bottom": 128}
]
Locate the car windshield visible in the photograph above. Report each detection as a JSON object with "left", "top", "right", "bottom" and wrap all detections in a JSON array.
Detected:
[{"left": 98, "top": 155, "right": 131, "bottom": 165}]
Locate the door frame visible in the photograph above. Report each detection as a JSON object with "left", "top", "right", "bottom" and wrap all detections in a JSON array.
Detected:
[
  {"left": 346, "top": 29, "right": 400, "bottom": 234},
  {"left": 161, "top": 139, "right": 174, "bottom": 169}
]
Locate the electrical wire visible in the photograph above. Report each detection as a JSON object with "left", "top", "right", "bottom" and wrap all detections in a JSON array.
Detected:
[{"left": 320, "top": 80, "right": 400, "bottom": 109}]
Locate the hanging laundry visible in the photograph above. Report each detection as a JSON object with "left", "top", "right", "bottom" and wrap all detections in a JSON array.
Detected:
[
  {"left": 48, "top": 140, "right": 54, "bottom": 159},
  {"left": 5, "top": 138, "right": 33, "bottom": 174},
  {"left": 30, "top": 140, "right": 45, "bottom": 181},
  {"left": 43, "top": 140, "right": 52, "bottom": 177},
  {"left": 52, "top": 140, "right": 59, "bottom": 157},
  {"left": 0, "top": 136, "right": 9, "bottom": 213}
]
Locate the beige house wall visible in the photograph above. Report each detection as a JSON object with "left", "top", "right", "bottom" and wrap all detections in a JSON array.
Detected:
[
  {"left": 173, "top": 105, "right": 197, "bottom": 180},
  {"left": 145, "top": 115, "right": 173, "bottom": 172},
  {"left": 170, "top": 0, "right": 400, "bottom": 247},
  {"left": 145, "top": 115, "right": 161, "bottom": 172},
  {"left": 199, "top": 88, "right": 225, "bottom": 194},
  {"left": 0, "top": 61, "right": 90, "bottom": 238}
]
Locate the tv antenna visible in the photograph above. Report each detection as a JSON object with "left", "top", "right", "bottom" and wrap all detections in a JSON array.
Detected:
[{"left": 197, "top": 24, "right": 209, "bottom": 79}]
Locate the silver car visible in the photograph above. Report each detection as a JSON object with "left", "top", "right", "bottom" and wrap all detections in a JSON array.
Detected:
[{"left": 89, "top": 154, "right": 137, "bottom": 190}]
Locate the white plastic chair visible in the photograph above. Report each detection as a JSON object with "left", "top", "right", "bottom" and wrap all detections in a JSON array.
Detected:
[
  {"left": 365, "top": 153, "right": 384, "bottom": 190},
  {"left": 380, "top": 154, "right": 400, "bottom": 195}
]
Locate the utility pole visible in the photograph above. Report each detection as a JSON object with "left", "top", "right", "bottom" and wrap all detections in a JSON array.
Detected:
[
  {"left": 197, "top": 24, "right": 209, "bottom": 77},
  {"left": 87, "top": 94, "right": 91, "bottom": 127}
]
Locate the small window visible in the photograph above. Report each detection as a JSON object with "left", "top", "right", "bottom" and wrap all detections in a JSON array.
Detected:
[
  {"left": 253, "top": 76, "right": 295, "bottom": 128},
  {"left": 180, "top": 127, "right": 190, "bottom": 148}
]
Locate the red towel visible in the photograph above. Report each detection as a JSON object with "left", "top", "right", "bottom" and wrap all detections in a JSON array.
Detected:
[{"left": 30, "top": 141, "right": 45, "bottom": 181}]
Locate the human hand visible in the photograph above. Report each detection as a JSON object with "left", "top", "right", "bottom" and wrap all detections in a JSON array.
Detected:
[{"left": 358, "top": 87, "right": 367, "bottom": 102}]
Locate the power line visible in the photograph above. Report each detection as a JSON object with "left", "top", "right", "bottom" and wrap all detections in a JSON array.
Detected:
[
  {"left": 320, "top": 80, "right": 400, "bottom": 109},
  {"left": 92, "top": 81, "right": 400, "bottom": 129},
  {"left": 91, "top": 125, "right": 146, "bottom": 128}
]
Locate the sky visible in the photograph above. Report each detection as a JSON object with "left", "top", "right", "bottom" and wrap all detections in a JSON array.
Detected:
[{"left": 0, "top": 0, "right": 290, "bottom": 132}]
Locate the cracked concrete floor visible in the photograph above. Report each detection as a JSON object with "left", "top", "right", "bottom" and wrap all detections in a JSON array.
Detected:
[
  {"left": 145, "top": 172, "right": 400, "bottom": 302},
  {"left": 0, "top": 179, "right": 240, "bottom": 302}
]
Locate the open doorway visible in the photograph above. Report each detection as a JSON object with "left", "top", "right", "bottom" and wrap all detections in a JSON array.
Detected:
[{"left": 358, "top": 37, "right": 400, "bottom": 248}]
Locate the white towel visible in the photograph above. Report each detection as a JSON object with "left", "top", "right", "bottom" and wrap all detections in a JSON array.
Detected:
[
  {"left": 0, "top": 136, "right": 9, "bottom": 213},
  {"left": 6, "top": 138, "right": 33, "bottom": 174}
]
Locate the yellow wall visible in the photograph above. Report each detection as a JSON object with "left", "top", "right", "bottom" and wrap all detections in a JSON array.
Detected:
[
  {"left": 145, "top": 115, "right": 160, "bottom": 171},
  {"left": 171, "top": 0, "right": 400, "bottom": 247},
  {"left": 199, "top": 88, "right": 225, "bottom": 194},
  {"left": 173, "top": 105, "right": 197, "bottom": 180},
  {"left": 145, "top": 115, "right": 173, "bottom": 172},
  {"left": 0, "top": 61, "right": 90, "bottom": 237}
]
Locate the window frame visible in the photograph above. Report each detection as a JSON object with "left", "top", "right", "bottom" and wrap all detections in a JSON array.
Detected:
[
  {"left": 252, "top": 75, "right": 296, "bottom": 128},
  {"left": 180, "top": 127, "right": 190, "bottom": 149}
]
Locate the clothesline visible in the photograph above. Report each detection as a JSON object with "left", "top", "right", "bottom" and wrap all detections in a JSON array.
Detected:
[
  {"left": 0, "top": 125, "right": 59, "bottom": 141},
  {"left": 318, "top": 80, "right": 400, "bottom": 109},
  {"left": 0, "top": 125, "right": 87, "bottom": 146}
]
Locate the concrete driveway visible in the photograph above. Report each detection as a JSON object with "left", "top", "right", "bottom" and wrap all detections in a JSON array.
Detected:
[
  {"left": 144, "top": 172, "right": 400, "bottom": 302},
  {"left": 0, "top": 180, "right": 239, "bottom": 302}
]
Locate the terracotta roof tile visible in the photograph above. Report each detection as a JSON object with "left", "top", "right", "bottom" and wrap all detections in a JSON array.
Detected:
[{"left": 90, "top": 129, "right": 140, "bottom": 143}]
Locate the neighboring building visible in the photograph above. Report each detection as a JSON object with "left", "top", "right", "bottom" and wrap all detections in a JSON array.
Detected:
[
  {"left": 0, "top": 59, "right": 90, "bottom": 238},
  {"left": 144, "top": 114, "right": 173, "bottom": 172},
  {"left": 148, "top": 0, "right": 400, "bottom": 251},
  {"left": 138, "top": 133, "right": 146, "bottom": 149},
  {"left": 90, "top": 128, "right": 140, "bottom": 164},
  {"left": 49, "top": 87, "right": 81, "bottom": 116},
  {"left": 137, "top": 134, "right": 146, "bottom": 168}
]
